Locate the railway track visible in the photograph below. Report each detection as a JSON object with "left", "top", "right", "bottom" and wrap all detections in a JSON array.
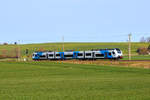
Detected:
[
  {"left": 32, "top": 59, "right": 150, "bottom": 62},
  {"left": 120, "top": 60, "right": 150, "bottom": 62}
]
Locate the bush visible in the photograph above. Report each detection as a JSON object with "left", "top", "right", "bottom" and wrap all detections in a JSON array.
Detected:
[
  {"left": 3, "top": 43, "right": 8, "bottom": 45},
  {"left": 0, "top": 55, "right": 5, "bottom": 59},
  {"left": 137, "top": 47, "right": 149, "bottom": 55},
  {"left": 148, "top": 45, "right": 150, "bottom": 51}
]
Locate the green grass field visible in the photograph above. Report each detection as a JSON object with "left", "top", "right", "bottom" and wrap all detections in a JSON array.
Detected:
[
  {"left": 123, "top": 55, "right": 150, "bottom": 60},
  {"left": 0, "top": 61, "right": 150, "bottom": 100}
]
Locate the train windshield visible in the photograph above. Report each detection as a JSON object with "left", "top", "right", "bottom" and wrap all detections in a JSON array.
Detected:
[
  {"left": 116, "top": 48, "right": 121, "bottom": 53},
  {"left": 33, "top": 54, "right": 38, "bottom": 57}
]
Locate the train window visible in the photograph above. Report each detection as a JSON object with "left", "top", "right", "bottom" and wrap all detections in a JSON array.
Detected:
[
  {"left": 86, "top": 53, "right": 91, "bottom": 56},
  {"left": 116, "top": 48, "right": 121, "bottom": 53},
  {"left": 49, "top": 54, "right": 53, "bottom": 57},
  {"left": 56, "top": 54, "right": 60, "bottom": 56},
  {"left": 112, "top": 52, "right": 115, "bottom": 55},
  {"left": 96, "top": 54, "right": 104, "bottom": 57},
  {"left": 116, "top": 48, "right": 121, "bottom": 51},
  {"left": 64, "top": 55, "right": 73, "bottom": 57},
  {"left": 109, "top": 53, "right": 111, "bottom": 56},
  {"left": 40, "top": 55, "right": 46, "bottom": 57},
  {"left": 117, "top": 51, "right": 121, "bottom": 53},
  {"left": 78, "top": 53, "right": 83, "bottom": 56}
]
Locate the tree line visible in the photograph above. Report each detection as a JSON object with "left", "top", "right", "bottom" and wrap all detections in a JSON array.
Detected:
[{"left": 140, "top": 37, "right": 150, "bottom": 43}]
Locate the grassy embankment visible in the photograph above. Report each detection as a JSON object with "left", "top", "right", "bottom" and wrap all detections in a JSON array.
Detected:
[
  {"left": 0, "top": 61, "right": 150, "bottom": 100},
  {"left": 0, "top": 42, "right": 150, "bottom": 60}
]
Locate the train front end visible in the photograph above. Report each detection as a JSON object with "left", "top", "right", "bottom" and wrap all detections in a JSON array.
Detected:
[
  {"left": 114, "top": 48, "right": 123, "bottom": 59},
  {"left": 32, "top": 52, "right": 39, "bottom": 60}
]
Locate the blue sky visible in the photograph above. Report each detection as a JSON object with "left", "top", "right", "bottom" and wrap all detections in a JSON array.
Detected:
[{"left": 0, "top": 0, "right": 150, "bottom": 44}]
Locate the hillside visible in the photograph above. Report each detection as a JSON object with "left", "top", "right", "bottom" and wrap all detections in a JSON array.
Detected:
[{"left": 0, "top": 42, "right": 149, "bottom": 58}]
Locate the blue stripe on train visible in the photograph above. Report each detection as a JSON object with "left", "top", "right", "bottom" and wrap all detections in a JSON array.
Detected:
[
  {"left": 100, "top": 50, "right": 113, "bottom": 59},
  {"left": 73, "top": 51, "right": 79, "bottom": 59},
  {"left": 33, "top": 52, "right": 43, "bottom": 60}
]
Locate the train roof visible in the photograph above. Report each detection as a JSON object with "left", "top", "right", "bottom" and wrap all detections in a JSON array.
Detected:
[
  {"left": 34, "top": 48, "right": 121, "bottom": 53},
  {"left": 91, "top": 48, "right": 120, "bottom": 51}
]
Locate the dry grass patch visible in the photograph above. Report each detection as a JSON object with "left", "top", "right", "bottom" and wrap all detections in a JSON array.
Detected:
[{"left": 62, "top": 60, "right": 150, "bottom": 69}]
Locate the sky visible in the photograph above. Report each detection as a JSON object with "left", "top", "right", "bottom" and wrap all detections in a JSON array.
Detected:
[{"left": 0, "top": 0, "right": 150, "bottom": 44}]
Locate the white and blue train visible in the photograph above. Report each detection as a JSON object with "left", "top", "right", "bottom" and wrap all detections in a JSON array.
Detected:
[{"left": 32, "top": 48, "right": 123, "bottom": 60}]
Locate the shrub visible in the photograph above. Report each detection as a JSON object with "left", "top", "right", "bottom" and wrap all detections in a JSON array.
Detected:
[
  {"left": 148, "top": 45, "right": 150, "bottom": 51},
  {"left": 3, "top": 43, "right": 8, "bottom": 45},
  {"left": 137, "top": 47, "right": 149, "bottom": 55}
]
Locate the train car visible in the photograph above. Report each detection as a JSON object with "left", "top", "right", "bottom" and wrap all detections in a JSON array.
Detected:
[
  {"left": 32, "top": 48, "right": 123, "bottom": 60},
  {"left": 32, "top": 51, "right": 48, "bottom": 60}
]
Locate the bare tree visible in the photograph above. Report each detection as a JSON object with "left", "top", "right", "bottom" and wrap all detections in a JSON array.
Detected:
[
  {"left": 137, "top": 47, "right": 149, "bottom": 55},
  {"left": 148, "top": 45, "right": 150, "bottom": 50},
  {"left": 146, "top": 37, "right": 150, "bottom": 43},
  {"left": 3, "top": 43, "right": 8, "bottom": 45},
  {"left": 140, "top": 37, "right": 146, "bottom": 43},
  {"left": 2, "top": 49, "right": 7, "bottom": 58}
]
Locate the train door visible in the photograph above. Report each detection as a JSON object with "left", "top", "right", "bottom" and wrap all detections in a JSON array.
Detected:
[
  {"left": 74, "top": 52, "right": 77, "bottom": 59},
  {"left": 61, "top": 53, "right": 64, "bottom": 60},
  {"left": 92, "top": 52, "right": 95, "bottom": 59},
  {"left": 105, "top": 52, "right": 108, "bottom": 58}
]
